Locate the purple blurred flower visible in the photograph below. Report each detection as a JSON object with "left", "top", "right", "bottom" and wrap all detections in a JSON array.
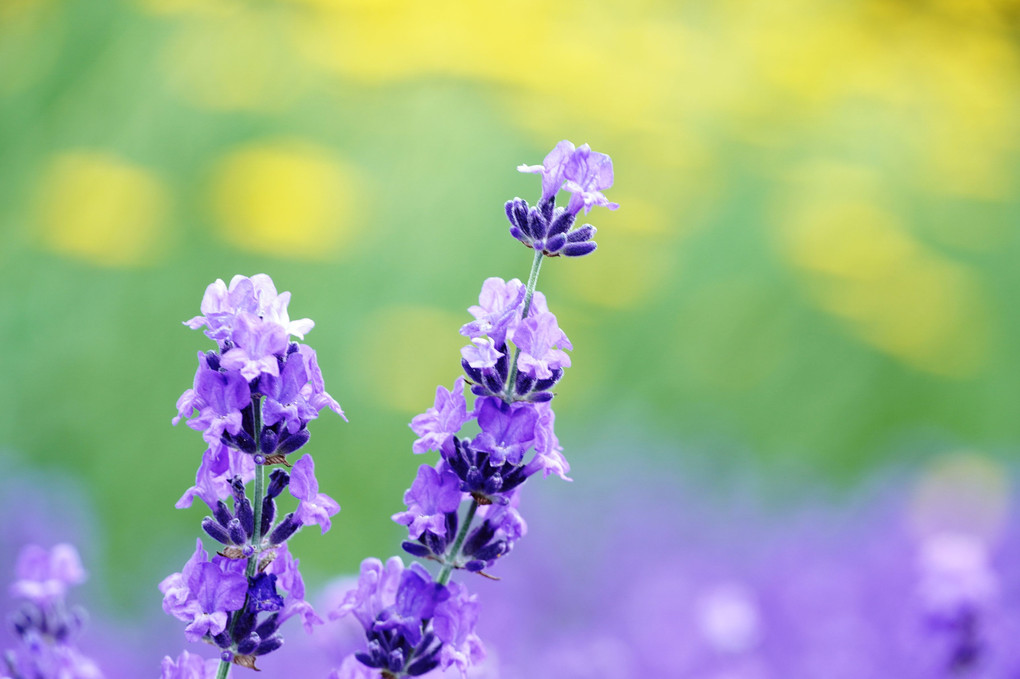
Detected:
[
  {"left": 433, "top": 582, "right": 485, "bottom": 675},
  {"left": 392, "top": 465, "right": 464, "bottom": 539},
  {"left": 4, "top": 544, "right": 102, "bottom": 679},
  {"left": 160, "top": 651, "right": 218, "bottom": 679},
  {"left": 410, "top": 378, "right": 471, "bottom": 455},
  {"left": 290, "top": 455, "right": 340, "bottom": 534},
  {"left": 10, "top": 543, "right": 86, "bottom": 606}
]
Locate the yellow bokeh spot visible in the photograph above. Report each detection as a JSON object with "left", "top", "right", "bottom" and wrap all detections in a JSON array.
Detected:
[
  {"left": 775, "top": 162, "right": 989, "bottom": 377},
  {"left": 352, "top": 307, "right": 466, "bottom": 413},
  {"left": 34, "top": 151, "right": 169, "bottom": 267},
  {"left": 208, "top": 140, "right": 361, "bottom": 259}
]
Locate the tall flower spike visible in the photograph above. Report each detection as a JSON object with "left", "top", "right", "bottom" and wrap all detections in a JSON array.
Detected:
[
  {"left": 335, "top": 144, "right": 614, "bottom": 677},
  {"left": 167, "top": 274, "right": 344, "bottom": 676}
]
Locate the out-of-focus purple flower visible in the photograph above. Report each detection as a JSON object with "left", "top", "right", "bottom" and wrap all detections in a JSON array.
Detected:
[
  {"left": 461, "top": 338, "right": 503, "bottom": 370},
  {"left": 4, "top": 544, "right": 102, "bottom": 679},
  {"left": 562, "top": 144, "right": 619, "bottom": 216},
  {"left": 160, "top": 650, "right": 219, "bottom": 679},
  {"left": 513, "top": 312, "right": 572, "bottom": 381},
  {"left": 473, "top": 398, "right": 537, "bottom": 466},
  {"left": 917, "top": 532, "right": 998, "bottom": 618},
  {"left": 290, "top": 455, "right": 340, "bottom": 534},
  {"left": 10, "top": 544, "right": 86, "bottom": 606},
  {"left": 410, "top": 378, "right": 471, "bottom": 455},
  {"left": 331, "top": 557, "right": 404, "bottom": 632},
  {"left": 433, "top": 582, "right": 485, "bottom": 676},
  {"left": 392, "top": 465, "right": 464, "bottom": 539},
  {"left": 517, "top": 140, "right": 576, "bottom": 204}
]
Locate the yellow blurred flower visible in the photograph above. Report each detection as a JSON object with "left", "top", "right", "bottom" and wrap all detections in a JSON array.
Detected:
[
  {"left": 32, "top": 151, "right": 169, "bottom": 267},
  {"left": 208, "top": 140, "right": 362, "bottom": 259}
]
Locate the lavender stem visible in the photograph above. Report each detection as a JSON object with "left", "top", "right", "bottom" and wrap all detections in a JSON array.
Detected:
[
  {"left": 503, "top": 249, "right": 545, "bottom": 401},
  {"left": 216, "top": 398, "right": 266, "bottom": 679},
  {"left": 437, "top": 499, "right": 479, "bottom": 586}
]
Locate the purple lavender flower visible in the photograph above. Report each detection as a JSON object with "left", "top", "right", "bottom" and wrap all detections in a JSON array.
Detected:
[
  {"left": 159, "top": 540, "right": 248, "bottom": 642},
  {"left": 516, "top": 140, "right": 576, "bottom": 204},
  {"left": 410, "top": 378, "right": 471, "bottom": 455},
  {"left": 332, "top": 557, "right": 480, "bottom": 678},
  {"left": 4, "top": 544, "right": 102, "bottom": 679},
  {"left": 184, "top": 274, "right": 314, "bottom": 345},
  {"left": 512, "top": 312, "right": 572, "bottom": 381},
  {"left": 168, "top": 274, "right": 343, "bottom": 675},
  {"left": 334, "top": 145, "right": 609, "bottom": 679},
  {"left": 176, "top": 445, "right": 256, "bottom": 510},
  {"left": 508, "top": 141, "right": 616, "bottom": 256},
  {"left": 460, "top": 338, "right": 503, "bottom": 370},
  {"left": 562, "top": 144, "right": 619, "bottom": 216},
  {"left": 459, "top": 279, "right": 527, "bottom": 345},
  {"left": 392, "top": 465, "right": 464, "bottom": 540},
  {"left": 219, "top": 313, "right": 290, "bottom": 381},
  {"left": 290, "top": 454, "right": 340, "bottom": 534},
  {"left": 473, "top": 397, "right": 537, "bottom": 466}
]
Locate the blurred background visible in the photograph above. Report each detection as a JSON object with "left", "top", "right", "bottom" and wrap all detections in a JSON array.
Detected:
[{"left": 1, "top": 0, "right": 1019, "bottom": 675}]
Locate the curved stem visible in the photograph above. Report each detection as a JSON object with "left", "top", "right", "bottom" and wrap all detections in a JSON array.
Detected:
[
  {"left": 437, "top": 500, "right": 479, "bottom": 586},
  {"left": 503, "top": 249, "right": 545, "bottom": 401}
]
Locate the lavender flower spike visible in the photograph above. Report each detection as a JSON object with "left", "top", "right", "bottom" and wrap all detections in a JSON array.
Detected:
[
  {"left": 508, "top": 141, "right": 615, "bottom": 256},
  {"left": 168, "top": 274, "right": 343, "bottom": 676}
]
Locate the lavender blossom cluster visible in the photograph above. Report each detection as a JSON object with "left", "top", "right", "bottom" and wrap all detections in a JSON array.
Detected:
[
  {"left": 161, "top": 275, "right": 344, "bottom": 676},
  {"left": 331, "top": 141, "right": 617, "bottom": 678},
  {"left": 2, "top": 544, "right": 101, "bottom": 679}
]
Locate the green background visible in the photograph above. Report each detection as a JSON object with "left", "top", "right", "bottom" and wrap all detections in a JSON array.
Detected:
[{"left": 0, "top": 0, "right": 1018, "bottom": 613}]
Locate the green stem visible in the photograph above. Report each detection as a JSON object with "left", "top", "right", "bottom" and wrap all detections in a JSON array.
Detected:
[
  {"left": 216, "top": 397, "right": 266, "bottom": 678},
  {"left": 503, "top": 249, "right": 545, "bottom": 401},
  {"left": 437, "top": 500, "right": 479, "bottom": 586}
]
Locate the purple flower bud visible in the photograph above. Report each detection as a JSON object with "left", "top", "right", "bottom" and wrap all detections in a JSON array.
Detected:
[
  {"left": 268, "top": 513, "right": 301, "bottom": 546},
  {"left": 202, "top": 517, "right": 232, "bottom": 545}
]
